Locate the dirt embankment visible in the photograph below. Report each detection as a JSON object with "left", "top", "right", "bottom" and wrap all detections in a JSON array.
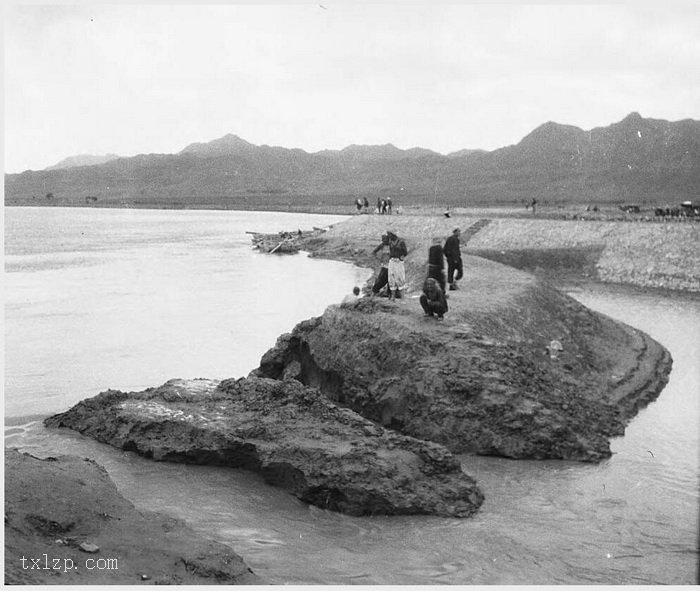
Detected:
[
  {"left": 270, "top": 214, "right": 673, "bottom": 460},
  {"left": 302, "top": 212, "right": 700, "bottom": 293},
  {"left": 4, "top": 449, "right": 260, "bottom": 585},
  {"left": 466, "top": 217, "right": 700, "bottom": 292}
]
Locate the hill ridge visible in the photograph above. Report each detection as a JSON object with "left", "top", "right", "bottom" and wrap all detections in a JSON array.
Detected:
[{"left": 6, "top": 113, "right": 699, "bottom": 208}]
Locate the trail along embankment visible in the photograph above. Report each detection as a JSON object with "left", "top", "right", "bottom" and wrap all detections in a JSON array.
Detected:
[{"left": 465, "top": 218, "right": 700, "bottom": 292}]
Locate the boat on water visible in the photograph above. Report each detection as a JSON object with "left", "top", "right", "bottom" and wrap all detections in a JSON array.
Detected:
[
  {"left": 247, "top": 226, "right": 329, "bottom": 254},
  {"left": 247, "top": 231, "right": 302, "bottom": 254}
]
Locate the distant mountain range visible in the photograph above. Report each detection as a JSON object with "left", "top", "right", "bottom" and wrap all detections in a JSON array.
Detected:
[
  {"left": 6, "top": 113, "right": 699, "bottom": 209},
  {"left": 45, "top": 153, "right": 121, "bottom": 170}
]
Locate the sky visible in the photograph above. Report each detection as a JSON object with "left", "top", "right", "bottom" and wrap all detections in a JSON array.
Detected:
[{"left": 4, "top": 2, "right": 700, "bottom": 173}]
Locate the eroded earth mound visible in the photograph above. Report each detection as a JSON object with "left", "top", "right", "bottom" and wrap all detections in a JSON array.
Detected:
[
  {"left": 253, "top": 274, "right": 672, "bottom": 462},
  {"left": 44, "top": 377, "right": 484, "bottom": 518},
  {"left": 4, "top": 449, "right": 259, "bottom": 585}
]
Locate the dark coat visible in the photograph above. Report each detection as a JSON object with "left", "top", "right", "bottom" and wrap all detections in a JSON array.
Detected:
[
  {"left": 388, "top": 237, "right": 407, "bottom": 259},
  {"left": 443, "top": 234, "right": 461, "bottom": 262},
  {"left": 428, "top": 244, "right": 444, "bottom": 269}
]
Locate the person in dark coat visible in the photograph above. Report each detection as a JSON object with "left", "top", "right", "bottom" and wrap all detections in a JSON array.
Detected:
[
  {"left": 427, "top": 237, "right": 446, "bottom": 292},
  {"left": 371, "top": 234, "right": 390, "bottom": 295},
  {"left": 420, "top": 277, "right": 448, "bottom": 320},
  {"left": 443, "top": 228, "right": 463, "bottom": 290}
]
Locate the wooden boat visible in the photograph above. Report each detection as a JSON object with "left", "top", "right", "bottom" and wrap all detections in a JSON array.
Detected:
[{"left": 247, "top": 232, "right": 301, "bottom": 254}]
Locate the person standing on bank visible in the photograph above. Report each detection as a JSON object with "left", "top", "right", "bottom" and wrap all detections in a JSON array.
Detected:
[
  {"left": 427, "top": 237, "right": 446, "bottom": 292},
  {"left": 386, "top": 231, "right": 408, "bottom": 300},
  {"left": 371, "top": 233, "right": 391, "bottom": 296},
  {"left": 443, "top": 227, "right": 463, "bottom": 291}
]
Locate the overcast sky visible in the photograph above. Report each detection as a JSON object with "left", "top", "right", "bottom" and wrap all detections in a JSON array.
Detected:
[{"left": 4, "top": 2, "right": 700, "bottom": 173}]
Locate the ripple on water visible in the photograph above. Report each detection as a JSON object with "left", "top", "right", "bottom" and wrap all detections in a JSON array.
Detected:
[{"left": 221, "top": 528, "right": 287, "bottom": 547}]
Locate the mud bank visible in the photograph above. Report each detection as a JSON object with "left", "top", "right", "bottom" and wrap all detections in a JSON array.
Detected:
[
  {"left": 275, "top": 215, "right": 673, "bottom": 460},
  {"left": 254, "top": 284, "right": 671, "bottom": 461},
  {"left": 4, "top": 449, "right": 259, "bottom": 585},
  {"left": 44, "top": 377, "right": 484, "bottom": 518}
]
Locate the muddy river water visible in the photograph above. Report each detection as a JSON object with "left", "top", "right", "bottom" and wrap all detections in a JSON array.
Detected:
[{"left": 5, "top": 207, "right": 698, "bottom": 584}]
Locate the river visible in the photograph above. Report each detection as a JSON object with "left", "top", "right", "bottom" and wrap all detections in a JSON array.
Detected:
[{"left": 4, "top": 207, "right": 698, "bottom": 584}]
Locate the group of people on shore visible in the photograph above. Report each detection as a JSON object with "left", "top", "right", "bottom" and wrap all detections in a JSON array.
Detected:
[
  {"left": 354, "top": 196, "right": 395, "bottom": 215},
  {"left": 369, "top": 227, "right": 463, "bottom": 321}
]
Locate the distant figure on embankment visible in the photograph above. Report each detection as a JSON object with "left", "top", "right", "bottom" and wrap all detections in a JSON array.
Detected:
[{"left": 443, "top": 228, "right": 463, "bottom": 291}]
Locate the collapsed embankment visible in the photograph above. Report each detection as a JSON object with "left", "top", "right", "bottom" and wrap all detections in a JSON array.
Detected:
[
  {"left": 253, "top": 274, "right": 671, "bottom": 461},
  {"left": 44, "top": 377, "right": 484, "bottom": 518},
  {"left": 269, "top": 214, "right": 674, "bottom": 460}
]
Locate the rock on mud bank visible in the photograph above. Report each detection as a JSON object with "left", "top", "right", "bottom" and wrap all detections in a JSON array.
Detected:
[
  {"left": 4, "top": 449, "right": 259, "bottom": 585},
  {"left": 44, "top": 377, "right": 484, "bottom": 518}
]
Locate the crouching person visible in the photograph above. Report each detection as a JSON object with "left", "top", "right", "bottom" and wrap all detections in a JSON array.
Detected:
[{"left": 420, "top": 277, "right": 448, "bottom": 320}]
